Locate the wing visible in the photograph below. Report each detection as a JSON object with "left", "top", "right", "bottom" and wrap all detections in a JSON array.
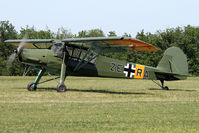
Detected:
[
  {"left": 4, "top": 39, "right": 54, "bottom": 49},
  {"left": 62, "top": 37, "right": 158, "bottom": 52}
]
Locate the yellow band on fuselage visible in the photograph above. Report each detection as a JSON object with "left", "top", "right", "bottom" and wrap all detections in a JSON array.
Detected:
[{"left": 134, "top": 64, "right": 145, "bottom": 79}]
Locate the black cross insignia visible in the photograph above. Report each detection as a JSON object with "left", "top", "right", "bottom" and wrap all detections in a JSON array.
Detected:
[{"left": 123, "top": 63, "right": 135, "bottom": 78}]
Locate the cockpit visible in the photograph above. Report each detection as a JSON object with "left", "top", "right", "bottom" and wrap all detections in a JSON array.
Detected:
[
  {"left": 51, "top": 42, "right": 97, "bottom": 64},
  {"left": 52, "top": 43, "right": 63, "bottom": 52}
]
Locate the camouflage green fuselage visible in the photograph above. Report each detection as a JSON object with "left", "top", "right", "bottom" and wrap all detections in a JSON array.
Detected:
[
  {"left": 20, "top": 48, "right": 186, "bottom": 81},
  {"left": 20, "top": 49, "right": 158, "bottom": 80}
]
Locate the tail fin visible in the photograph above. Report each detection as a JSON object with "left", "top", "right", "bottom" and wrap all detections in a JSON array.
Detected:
[{"left": 157, "top": 47, "right": 188, "bottom": 76}]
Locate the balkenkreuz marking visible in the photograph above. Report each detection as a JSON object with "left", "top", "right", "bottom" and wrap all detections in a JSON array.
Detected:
[{"left": 123, "top": 63, "right": 135, "bottom": 78}]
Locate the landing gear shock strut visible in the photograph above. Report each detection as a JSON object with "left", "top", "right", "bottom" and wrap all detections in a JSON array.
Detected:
[
  {"left": 152, "top": 80, "right": 169, "bottom": 90},
  {"left": 27, "top": 69, "right": 45, "bottom": 91}
]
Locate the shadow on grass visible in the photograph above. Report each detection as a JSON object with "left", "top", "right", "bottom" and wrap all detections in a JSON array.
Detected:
[
  {"left": 37, "top": 87, "right": 149, "bottom": 95},
  {"left": 68, "top": 89, "right": 149, "bottom": 95},
  {"left": 148, "top": 88, "right": 196, "bottom": 92}
]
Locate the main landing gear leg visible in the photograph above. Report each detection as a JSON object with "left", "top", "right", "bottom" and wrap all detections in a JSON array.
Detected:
[
  {"left": 57, "top": 51, "right": 67, "bottom": 92},
  {"left": 57, "top": 63, "right": 67, "bottom": 92},
  {"left": 160, "top": 80, "right": 169, "bottom": 90},
  {"left": 27, "top": 69, "right": 45, "bottom": 91}
]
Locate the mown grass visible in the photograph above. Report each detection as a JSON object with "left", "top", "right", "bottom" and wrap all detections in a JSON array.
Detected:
[{"left": 0, "top": 76, "right": 199, "bottom": 133}]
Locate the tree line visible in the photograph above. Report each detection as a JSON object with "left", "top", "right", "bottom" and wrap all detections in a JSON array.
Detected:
[{"left": 0, "top": 21, "right": 198, "bottom": 76}]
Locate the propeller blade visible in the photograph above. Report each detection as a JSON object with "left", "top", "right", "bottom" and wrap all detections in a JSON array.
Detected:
[
  {"left": 17, "top": 33, "right": 28, "bottom": 53},
  {"left": 7, "top": 53, "right": 16, "bottom": 69},
  {"left": 7, "top": 33, "right": 28, "bottom": 69}
]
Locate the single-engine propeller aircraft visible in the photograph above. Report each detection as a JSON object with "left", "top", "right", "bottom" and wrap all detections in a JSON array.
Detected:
[{"left": 5, "top": 36, "right": 188, "bottom": 92}]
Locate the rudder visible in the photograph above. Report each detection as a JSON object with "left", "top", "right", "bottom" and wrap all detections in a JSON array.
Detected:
[{"left": 157, "top": 47, "right": 188, "bottom": 75}]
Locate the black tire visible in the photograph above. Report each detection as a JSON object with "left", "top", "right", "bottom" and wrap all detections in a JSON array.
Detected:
[
  {"left": 57, "top": 83, "right": 67, "bottom": 92},
  {"left": 27, "top": 82, "right": 37, "bottom": 91},
  {"left": 163, "top": 86, "right": 169, "bottom": 90}
]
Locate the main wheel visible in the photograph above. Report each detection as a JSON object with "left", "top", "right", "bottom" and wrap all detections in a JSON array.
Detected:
[
  {"left": 57, "top": 83, "right": 67, "bottom": 92},
  {"left": 27, "top": 82, "right": 37, "bottom": 91}
]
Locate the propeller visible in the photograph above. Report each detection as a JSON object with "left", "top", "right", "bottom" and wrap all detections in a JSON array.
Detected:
[{"left": 7, "top": 33, "right": 28, "bottom": 69}]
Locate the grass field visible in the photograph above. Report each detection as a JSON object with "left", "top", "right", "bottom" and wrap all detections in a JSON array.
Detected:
[{"left": 0, "top": 76, "right": 199, "bottom": 133}]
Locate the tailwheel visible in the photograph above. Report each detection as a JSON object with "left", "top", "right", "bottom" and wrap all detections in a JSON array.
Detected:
[
  {"left": 57, "top": 83, "right": 67, "bottom": 92},
  {"left": 163, "top": 86, "right": 169, "bottom": 90},
  {"left": 160, "top": 80, "right": 169, "bottom": 90},
  {"left": 27, "top": 82, "right": 37, "bottom": 91},
  {"left": 152, "top": 80, "right": 170, "bottom": 90}
]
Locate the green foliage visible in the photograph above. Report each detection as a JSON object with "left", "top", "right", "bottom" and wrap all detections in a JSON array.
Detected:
[
  {"left": 56, "top": 27, "right": 73, "bottom": 39},
  {"left": 0, "top": 21, "right": 18, "bottom": 76},
  {"left": 0, "top": 21, "right": 17, "bottom": 58},
  {"left": 19, "top": 26, "right": 55, "bottom": 39},
  {"left": 108, "top": 31, "right": 117, "bottom": 37},
  {"left": 123, "top": 32, "right": 131, "bottom": 37},
  {"left": 0, "top": 21, "right": 198, "bottom": 76},
  {"left": 77, "top": 29, "right": 105, "bottom": 37}
]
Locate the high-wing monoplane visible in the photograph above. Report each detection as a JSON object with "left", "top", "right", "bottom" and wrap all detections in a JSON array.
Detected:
[{"left": 5, "top": 36, "right": 188, "bottom": 92}]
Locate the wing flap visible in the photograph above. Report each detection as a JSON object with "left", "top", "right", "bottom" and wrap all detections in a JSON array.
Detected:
[{"left": 107, "top": 38, "right": 158, "bottom": 51}]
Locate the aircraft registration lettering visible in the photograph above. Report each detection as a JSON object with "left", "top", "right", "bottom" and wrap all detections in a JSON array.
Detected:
[{"left": 110, "top": 63, "right": 123, "bottom": 73}]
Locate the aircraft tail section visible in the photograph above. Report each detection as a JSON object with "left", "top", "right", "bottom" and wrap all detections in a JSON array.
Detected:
[{"left": 156, "top": 47, "right": 188, "bottom": 80}]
